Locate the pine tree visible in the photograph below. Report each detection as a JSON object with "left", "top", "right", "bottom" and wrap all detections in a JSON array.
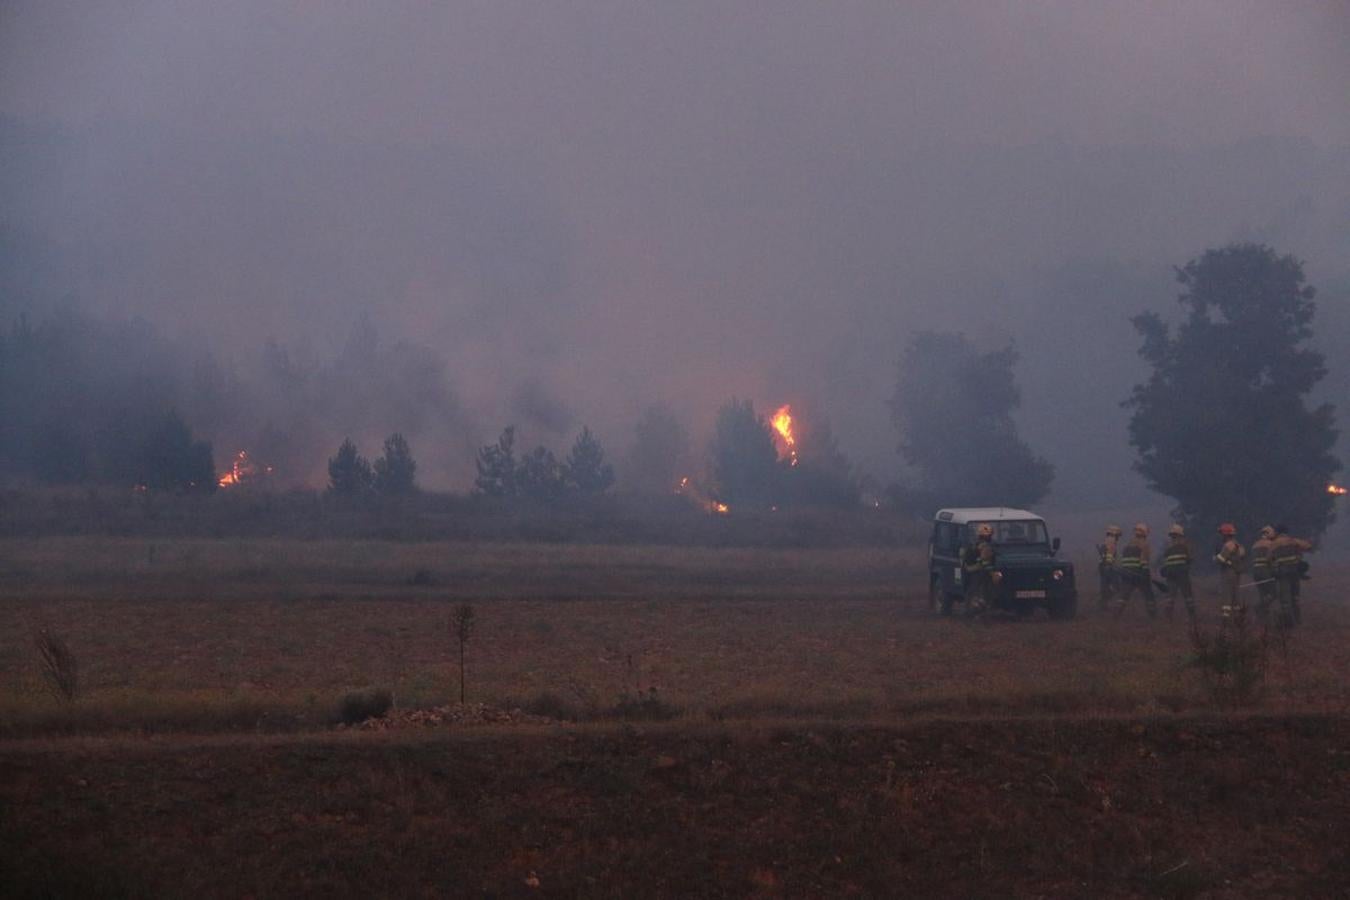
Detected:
[
  {"left": 517, "top": 445, "right": 565, "bottom": 502},
  {"left": 327, "top": 438, "right": 373, "bottom": 496},
  {"left": 564, "top": 426, "right": 615, "bottom": 495},
  {"left": 623, "top": 404, "right": 689, "bottom": 494},
  {"left": 373, "top": 432, "right": 417, "bottom": 496},
  {"left": 709, "top": 399, "right": 781, "bottom": 508},
  {"left": 474, "top": 427, "right": 517, "bottom": 497}
]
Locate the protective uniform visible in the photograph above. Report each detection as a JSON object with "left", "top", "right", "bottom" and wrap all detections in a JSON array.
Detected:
[
  {"left": 1097, "top": 526, "right": 1122, "bottom": 610},
  {"left": 1159, "top": 526, "right": 1195, "bottom": 621},
  {"left": 1115, "top": 524, "right": 1155, "bottom": 619},
  {"left": 962, "top": 524, "right": 996, "bottom": 614},
  {"left": 1214, "top": 524, "right": 1246, "bottom": 617},
  {"left": 1270, "top": 528, "right": 1313, "bottom": 627},
  {"left": 1250, "top": 526, "right": 1277, "bottom": 623}
]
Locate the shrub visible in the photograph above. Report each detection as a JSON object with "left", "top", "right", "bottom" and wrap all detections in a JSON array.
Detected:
[
  {"left": 336, "top": 688, "right": 393, "bottom": 725},
  {"left": 373, "top": 433, "right": 417, "bottom": 496},
  {"left": 452, "top": 603, "right": 476, "bottom": 703},
  {"left": 33, "top": 628, "right": 78, "bottom": 703},
  {"left": 522, "top": 691, "right": 580, "bottom": 721},
  {"left": 1188, "top": 615, "right": 1268, "bottom": 708},
  {"left": 610, "top": 687, "right": 681, "bottom": 721}
]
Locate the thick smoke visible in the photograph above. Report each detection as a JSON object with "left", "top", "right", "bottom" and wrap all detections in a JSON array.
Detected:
[{"left": 2, "top": 2, "right": 1348, "bottom": 503}]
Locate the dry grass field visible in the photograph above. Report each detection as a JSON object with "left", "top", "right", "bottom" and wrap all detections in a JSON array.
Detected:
[
  {"left": 2, "top": 537, "right": 1347, "bottom": 734},
  {"left": 3, "top": 536, "right": 1349, "bottom": 896}
]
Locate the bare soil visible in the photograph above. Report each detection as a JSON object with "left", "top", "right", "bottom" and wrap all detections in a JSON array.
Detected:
[
  {"left": 2, "top": 537, "right": 1348, "bottom": 897},
  {"left": 4, "top": 717, "right": 1348, "bottom": 898}
]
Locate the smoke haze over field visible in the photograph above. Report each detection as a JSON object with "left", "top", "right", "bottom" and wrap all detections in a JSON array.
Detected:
[{"left": 2, "top": 1, "right": 1349, "bottom": 502}]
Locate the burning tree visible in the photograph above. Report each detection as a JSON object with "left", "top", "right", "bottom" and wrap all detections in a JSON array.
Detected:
[
  {"left": 708, "top": 399, "right": 781, "bottom": 509},
  {"left": 770, "top": 405, "right": 798, "bottom": 467}
]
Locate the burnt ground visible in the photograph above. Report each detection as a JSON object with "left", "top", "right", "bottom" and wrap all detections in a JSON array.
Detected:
[{"left": 3, "top": 715, "right": 1348, "bottom": 898}]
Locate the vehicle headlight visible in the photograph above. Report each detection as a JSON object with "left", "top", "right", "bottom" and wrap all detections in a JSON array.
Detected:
[{"left": 1052, "top": 569, "right": 1064, "bottom": 581}]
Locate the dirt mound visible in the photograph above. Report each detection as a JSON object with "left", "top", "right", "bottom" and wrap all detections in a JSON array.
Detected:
[{"left": 345, "top": 702, "right": 555, "bottom": 730}]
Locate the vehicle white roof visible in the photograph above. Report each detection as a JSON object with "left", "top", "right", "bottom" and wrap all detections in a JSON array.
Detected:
[{"left": 934, "top": 507, "right": 1042, "bottom": 524}]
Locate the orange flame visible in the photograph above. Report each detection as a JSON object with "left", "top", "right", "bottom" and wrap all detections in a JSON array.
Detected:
[
  {"left": 218, "top": 450, "right": 273, "bottom": 488},
  {"left": 770, "top": 404, "right": 798, "bottom": 467},
  {"left": 1329, "top": 483, "right": 1348, "bottom": 496}
]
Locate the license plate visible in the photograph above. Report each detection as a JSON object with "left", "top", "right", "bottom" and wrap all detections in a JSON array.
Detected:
[{"left": 1015, "top": 590, "right": 1046, "bottom": 599}]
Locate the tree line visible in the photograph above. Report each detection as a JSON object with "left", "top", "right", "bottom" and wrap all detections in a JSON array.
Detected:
[{"left": 0, "top": 242, "right": 1341, "bottom": 537}]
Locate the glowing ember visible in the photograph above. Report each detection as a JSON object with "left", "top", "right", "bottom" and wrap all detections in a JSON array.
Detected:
[
  {"left": 770, "top": 404, "right": 798, "bottom": 466},
  {"left": 218, "top": 450, "right": 273, "bottom": 488},
  {"left": 1329, "top": 483, "right": 1348, "bottom": 496},
  {"left": 675, "top": 475, "right": 731, "bottom": 515}
]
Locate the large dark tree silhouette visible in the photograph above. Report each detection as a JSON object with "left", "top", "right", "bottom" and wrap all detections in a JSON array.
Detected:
[{"left": 1126, "top": 243, "right": 1339, "bottom": 538}]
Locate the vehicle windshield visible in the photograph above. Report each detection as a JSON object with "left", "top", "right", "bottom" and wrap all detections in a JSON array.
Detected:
[{"left": 977, "top": 520, "right": 1048, "bottom": 548}]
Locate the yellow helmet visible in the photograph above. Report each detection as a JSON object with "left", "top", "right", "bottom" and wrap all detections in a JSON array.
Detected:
[
  {"left": 1134, "top": 523, "right": 1150, "bottom": 537},
  {"left": 1105, "top": 525, "right": 1122, "bottom": 537},
  {"left": 976, "top": 523, "right": 994, "bottom": 538},
  {"left": 1167, "top": 524, "right": 1184, "bottom": 537}
]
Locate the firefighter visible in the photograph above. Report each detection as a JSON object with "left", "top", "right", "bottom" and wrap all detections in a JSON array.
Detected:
[
  {"left": 1270, "top": 524, "right": 1314, "bottom": 627},
  {"left": 1159, "top": 524, "right": 1194, "bottom": 622},
  {"left": 1214, "top": 522, "right": 1246, "bottom": 618},
  {"left": 1250, "top": 525, "right": 1277, "bottom": 623},
  {"left": 1115, "top": 523, "right": 1156, "bottom": 620},
  {"left": 962, "top": 523, "right": 996, "bottom": 614},
  {"left": 1097, "top": 525, "right": 1123, "bottom": 610}
]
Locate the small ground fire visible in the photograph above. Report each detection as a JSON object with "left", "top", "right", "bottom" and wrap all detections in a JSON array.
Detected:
[{"left": 218, "top": 450, "right": 273, "bottom": 488}]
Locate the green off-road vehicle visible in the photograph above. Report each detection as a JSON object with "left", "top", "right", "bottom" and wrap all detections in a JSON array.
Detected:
[{"left": 927, "top": 507, "right": 1078, "bottom": 620}]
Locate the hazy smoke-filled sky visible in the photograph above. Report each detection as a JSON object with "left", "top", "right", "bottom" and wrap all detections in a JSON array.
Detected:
[{"left": 2, "top": 1, "right": 1348, "bottom": 502}]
